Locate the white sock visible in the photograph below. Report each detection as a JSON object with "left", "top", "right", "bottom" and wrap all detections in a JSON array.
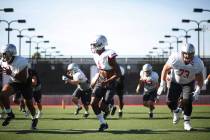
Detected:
[
  {"left": 97, "top": 113, "right": 106, "bottom": 124},
  {"left": 119, "top": 109, "right": 122, "bottom": 112},
  {"left": 84, "top": 110, "right": 88, "bottom": 114},
  {"left": 184, "top": 115, "right": 190, "bottom": 121}
]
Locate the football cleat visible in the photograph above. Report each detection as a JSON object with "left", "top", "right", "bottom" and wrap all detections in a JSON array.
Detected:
[
  {"left": 184, "top": 121, "right": 192, "bottom": 131},
  {"left": 74, "top": 107, "right": 82, "bottom": 115},
  {"left": 83, "top": 113, "right": 89, "bottom": 118},
  {"left": 173, "top": 108, "right": 182, "bottom": 124},
  {"left": 2, "top": 112, "right": 15, "bottom": 126},
  {"left": 118, "top": 111, "right": 123, "bottom": 118},
  {"left": 149, "top": 112, "right": 153, "bottom": 119},
  {"left": 98, "top": 123, "right": 108, "bottom": 132},
  {"left": 31, "top": 118, "right": 38, "bottom": 130}
]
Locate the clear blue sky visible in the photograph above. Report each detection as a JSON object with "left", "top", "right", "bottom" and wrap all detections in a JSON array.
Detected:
[{"left": 0, "top": 0, "right": 210, "bottom": 57}]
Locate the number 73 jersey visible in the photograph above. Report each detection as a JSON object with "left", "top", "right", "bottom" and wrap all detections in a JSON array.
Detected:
[{"left": 166, "top": 53, "right": 204, "bottom": 84}]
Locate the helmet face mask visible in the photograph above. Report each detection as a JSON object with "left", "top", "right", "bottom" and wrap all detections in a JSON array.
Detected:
[
  {"left": 182, "top": 52, "right": 194, "bottom": 64},
  {"left": 91, "top": 43, "right": 104, "bottom": 53},
  {"left": 142, "top": 64, "right": 152, "bottom": 76},
  {"left": 181, "top": 43, "right": 195, "bottom": 64},
  {"left": 144, "top": 70, "right": 152, "bottom": 77},
  {"left": 67, "top": 63, "right": 79, "bottom": 76},
  {"left": 1, "top": 44, "right": 17, "bottom": 62},
  {"left": 90, "top": 35, "right": 107, "bottom": 54},
  {"left": 2, "top": 52, "right": 13, "bottom": 62}
]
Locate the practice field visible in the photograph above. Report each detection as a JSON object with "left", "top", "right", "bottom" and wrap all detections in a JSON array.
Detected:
[{"left": 0, "top": 105, "right": 210, "bottom": 140}]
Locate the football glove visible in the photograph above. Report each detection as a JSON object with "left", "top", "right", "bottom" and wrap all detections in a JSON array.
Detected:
[
  {"left": 204, "top": 79, "right": 209, "bottom": 86},
  {"left": 192, "top": 86, "right": 201, "bottom": 101},
  {"left": 157, "top": 80, "right": 167, "bottom": 96},
  {"left": 62, "top": 75, "right": 68, "bottom": 81}
]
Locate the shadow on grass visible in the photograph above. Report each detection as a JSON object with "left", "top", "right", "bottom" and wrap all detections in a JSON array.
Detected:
[
  {"left": 102, "top": 116, "right": 171, "bottom": 120},
  {"left": 1, "top": 127, "right": 209, "bottom": 135},
  {"left": 0, "top": 128, "right": 165, "bottom": 135},
  {"left": 124, "top": 112, "right": 169, "bottom": 115}
]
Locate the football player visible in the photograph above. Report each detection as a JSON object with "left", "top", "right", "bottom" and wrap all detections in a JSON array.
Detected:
[
  {"left": 112, "top": 66, "right": 125, "bottom": 118},
  {"left": 12, "top": 68, "right": 42, "bottom": 118},
  {"left": 102, "top": 65, "right": 124, "bottom": 119},
  {"left": 62, "top": 63, "right": 91, "bottom": 118},
  {"left": 90, "top": 35, "right": 120, "bottom": 131},
  {"left": 0, "top": 44, "right": 38, "bottom": 129},
  {"left": 29, "top": 68, "right": 43, "bottom": 118},
  {"left": 136, "top": 64, "right": 159, "bottom": 118},
  {"left": 157, "top": 43, "right": 204, "bottom": 131}
]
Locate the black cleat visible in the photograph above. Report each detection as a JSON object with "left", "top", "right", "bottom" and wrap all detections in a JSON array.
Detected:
[
  {"left": 149, "top": 112, "right": 153, "bottom": 119},
  {"left": 111, "top": 106, "right": 117, "bottom": 116},
  {"left": 31, "top": 118, "right": 38, "bottom": 130},
  {"left": 74, "top": 107, "right": 82, "bottom": 115},
  {"left": 118, "top": 111, "right": 123, "bottom": 118},
  {"left": 2, "top": 113, "right": 15, "bottom": 126},
  {"left": 83, "top": 113, "right": 89, "bottom": 118},
  {"left": 98, "top": 123, "right": 108, "bottom": 132}
]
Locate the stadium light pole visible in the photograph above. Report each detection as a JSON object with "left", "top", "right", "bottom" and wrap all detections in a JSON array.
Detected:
[
  {"left": 152, "top": 46, "right": 160, "bottom": 62},
  {"left": 0, "top": 8, "right": 14, "bottom": 12},
  {"left": 193, "top": 8, "right": 210, "bottom": 58},
  {"left": 172, "top": 28, "right": 195, "bottom": 43},
  {"left": 25, "top": 35, "right": 44, "bottom": 59},
  {"left": 193, "top": 8, "right": 210, "bottom": 13},
  {"left": 159, "top": 40, "right": 174, "bottom": 56},
  {"left": 164, "top": 35, "right": 183, "bottom": 52},
  {"left": 31, "top": 40, "right": 49, "bottom": 61},
  {"left": 148, "top": 51, "right": 153, "bottom": 64},
  {"left": 0, "top": 19, "right": 26, "bottom": 43},
  {"left": 11, "top": 28, "right": 35, "bottom": 56},
  {"left": 41, "top": 46, "right": 56, "bottom": 58},
  {"left": 33, "top": 40, "right": 50, "bottom": 54},
  {"left": 182, "top": 19, "right": 210, "bottom": 57},
  {"left": 46, "top": 50, "right": 60, "bottom": 59}
]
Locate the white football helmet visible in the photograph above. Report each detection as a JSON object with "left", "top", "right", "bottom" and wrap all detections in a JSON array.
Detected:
[
  {"left": 90, "top": 35, "right": 108, "bottom": 53},
  {"left": 1, "top": 44, "right": 17, "bottom": 62},
  {"left": 181, "top": 43, "right": 195, "bottom": 64},
  {"left": 142, "top": 64, "right": 152, "bottom": 76},
  {"left": 67, "top": 63, "right": 79, "bottom": 76}
]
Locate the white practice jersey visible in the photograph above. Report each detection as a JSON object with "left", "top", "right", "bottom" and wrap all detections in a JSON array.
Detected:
[
  {"left": 140, "top": 70, "right": 159, "bottom": 93},
  {"left": 93, "top": 49, "right": 117, "bottom": 70},
  {"left": 73, "top": 69, "right": 89, "bottom": 90},
  {"left": 167, "top": 53, "right": 204, "bottom": 84},
  {"left": 0, "top": 56, "right": 28, "bottom": 83}
]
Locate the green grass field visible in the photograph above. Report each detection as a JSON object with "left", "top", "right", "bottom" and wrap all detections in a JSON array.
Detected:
[{"left": 0, "top": 105, "right": 210, "bottom": 140}]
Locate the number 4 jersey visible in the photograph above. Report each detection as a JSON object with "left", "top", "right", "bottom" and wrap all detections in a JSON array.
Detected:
[{"left": 167, "top": 53, "right": 204, "bottom": 84}]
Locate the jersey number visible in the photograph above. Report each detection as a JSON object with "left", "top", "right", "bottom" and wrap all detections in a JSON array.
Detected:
[{"left": 178, "top": 69, "right": 190, "bottom": 78}]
